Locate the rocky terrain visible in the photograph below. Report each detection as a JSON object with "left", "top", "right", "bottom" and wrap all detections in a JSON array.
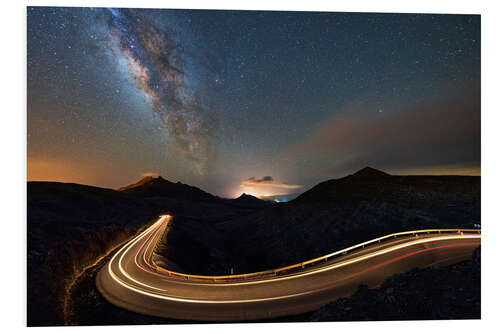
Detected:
[{"left": 27, "top": 181, "right": 160, "bottom": 326}]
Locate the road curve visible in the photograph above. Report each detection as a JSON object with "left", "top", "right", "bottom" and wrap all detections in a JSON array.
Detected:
[{"left": 96, "top": 215, "right": 481, "bottom": 321}]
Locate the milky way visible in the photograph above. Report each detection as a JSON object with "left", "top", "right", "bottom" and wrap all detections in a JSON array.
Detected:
[
  {"left": 28, "top": 7, "right": 480, "bottom": 196},
  {"left": 100, "top": 8, "right": 216, "bottom": 174}
]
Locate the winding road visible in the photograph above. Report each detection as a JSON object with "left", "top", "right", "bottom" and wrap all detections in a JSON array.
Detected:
[{"left": 96, "top": 215, "right": 481, "bottom": 321}]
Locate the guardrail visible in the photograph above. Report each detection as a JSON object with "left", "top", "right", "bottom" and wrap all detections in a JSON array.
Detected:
[{"left": 150, "top": 222, "right": 480, "bottom": 282}]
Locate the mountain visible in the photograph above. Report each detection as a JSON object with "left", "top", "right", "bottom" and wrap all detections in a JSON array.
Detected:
[
  {"left": 235, "top": 193, "right": 262, "bottom": 203},
  {"left": 118, "top": 176, "right": 217, "bottom": 201},
  {"left": 292, "top": 166, "right": 476, "bottom": 203},
  {"left": 231, "top": 193, "right": 274, "bottom": 208},
  {"left": 349, "top": 166, "right": 390, "bottom": 179},
  {"left": 117, "top": 175, "right": 156, "bottom": 191}
]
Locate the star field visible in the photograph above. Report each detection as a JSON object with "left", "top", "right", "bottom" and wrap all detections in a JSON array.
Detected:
[{"left": 27, "top": 7, "right": 480, "bottom": 197}]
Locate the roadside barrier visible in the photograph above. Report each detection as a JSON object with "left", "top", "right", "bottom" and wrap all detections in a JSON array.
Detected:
[{"left": 149, "top": 220, "right": 480, "bottom": 282}]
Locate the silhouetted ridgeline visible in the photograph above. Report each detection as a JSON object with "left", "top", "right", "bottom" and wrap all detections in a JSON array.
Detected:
[{"left": 118, "top": 175, "right": 218, "bottom": 201}]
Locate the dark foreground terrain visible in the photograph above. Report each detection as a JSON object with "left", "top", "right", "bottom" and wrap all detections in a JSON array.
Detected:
[
  {"left": 307, "top": 247, "right": 480, "bottom": 321},
  {"left": 28, "top": 167, "right": 480, "bottom": 325},
  {"left": 27, "top": 178, "right": 269, "bottom": 326}
]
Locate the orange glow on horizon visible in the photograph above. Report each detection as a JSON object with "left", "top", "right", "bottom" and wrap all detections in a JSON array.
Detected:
[
  {"left": 390, "top": 166, "right": 481, "bottom": 176},
  {"left": 27, "top": 157, "right": 99, "bottom": 185},
  {"left": 27, "top": 156, "right": 137, "bottom": 190}
]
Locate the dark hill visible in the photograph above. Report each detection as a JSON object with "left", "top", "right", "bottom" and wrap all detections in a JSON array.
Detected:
[
  {"left": 29, "top": 181, "right": 158, "bottom": 224},
  {"left": 235, "top": 193, "right": 265, "bottom": 204},
  {"left": 118, "top": 176, "right": 217, "bottom": 201},
  {"left": 293, "top": 167, "right": 477, "bottom": 204},
  {"left": 236, "top": 193, "right": 259, "bottom": 201},
  {"left": 350, "top": 166, "right": 390, "bottom": 179},
  {"left": 221, "top": 193, "right": 274, "bottom": 210}
]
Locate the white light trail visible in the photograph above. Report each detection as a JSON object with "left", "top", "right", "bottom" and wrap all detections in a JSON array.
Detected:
[{"left": 104, "top": 215, "right": 480, "bottom": 304}]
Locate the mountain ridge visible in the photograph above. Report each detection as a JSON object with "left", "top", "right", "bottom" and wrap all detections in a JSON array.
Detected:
[
  {"left": 117, "top": 175, "right": 217, "bottom": 201},
  {"left": 349, "top": 166, "right": 390, "bottom": 179},
  {"left": 291, "top": 167, "right": 478, "bottom": 203}
]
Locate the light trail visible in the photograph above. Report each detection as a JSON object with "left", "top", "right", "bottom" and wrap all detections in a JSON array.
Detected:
[
  {"left": 97, "top": 215, "right": 481, "bottom": 321},
  {"left": 132, "top": 216, "right": 480, "bottom": 285},
  {"left": 110, "top": 217, "right": 166, "bottom": 291}
]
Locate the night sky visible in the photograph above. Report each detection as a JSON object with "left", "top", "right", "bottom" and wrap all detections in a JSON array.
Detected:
[{"left": 27, "top": 7, "right": 480, "bottom": 198}]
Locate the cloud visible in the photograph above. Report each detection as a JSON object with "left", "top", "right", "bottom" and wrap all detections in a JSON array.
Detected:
[
  {"left": 240, "top": 176, "right": 303, "bottom": 196},
  {"left": 244, "top": 176, "right": 273, "bottom": 183},
  {"left": 281, "top": 79, "right": 480, "bottom": 179}
]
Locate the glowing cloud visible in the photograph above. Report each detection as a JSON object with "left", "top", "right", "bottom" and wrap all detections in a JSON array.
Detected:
[
  {"left": 239, "top": 176, "right": 303, "bottom": 197},
  {"left": 141, "top": 172, "right": 159, "bottom": 178}
]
